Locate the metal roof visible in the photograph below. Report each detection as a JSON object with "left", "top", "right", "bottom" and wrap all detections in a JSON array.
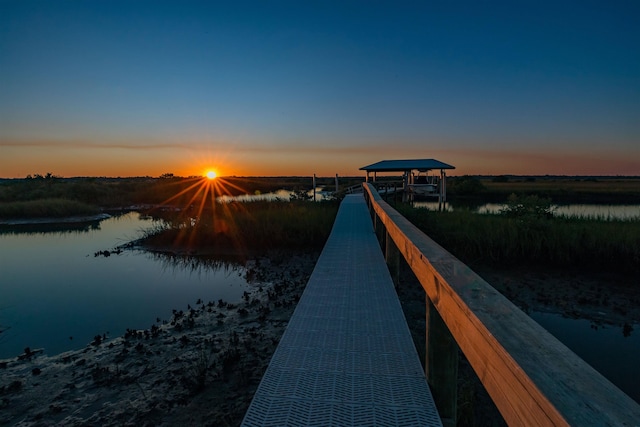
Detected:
[{"left": 360, "top": 159, "right": 455, "bottom": 172}]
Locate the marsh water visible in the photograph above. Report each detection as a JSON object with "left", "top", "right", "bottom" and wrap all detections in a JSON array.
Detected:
[
  {"left": 217, "top": 187, "right": 334, "bottom": 202},
  {"left": 0, "top": 212, "right": 251, "bottom": 359},
  {"left": 530, "top": 311, "right": 640, "bottom": 404},
  {"left": 1, "top": 205, "right": 638, "bottom": 404},
  {"left": 413, "top": 201, "right": 640, "bottom": 220}
]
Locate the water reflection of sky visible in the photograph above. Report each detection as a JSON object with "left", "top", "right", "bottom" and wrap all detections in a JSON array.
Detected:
[
  {"left": 217, "top": 189, "right": 294, "bottom": 202},
  {"left": 530, "top": 311, "right": 640, "bottom": 404},
  {"left": 217, "top": 188, "right": 334, "bottom": 202},
  {"left": 413, "top": 202, "right": 640, "bottom": 220},
  {"left": 0, "top": 212, "right": 250, "bottom": 359}
]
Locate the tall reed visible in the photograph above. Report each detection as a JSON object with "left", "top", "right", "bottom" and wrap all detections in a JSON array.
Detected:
[
  {"left": 140, "top": 200, "right": 339, "bottom": 254},
  {"left": 394, "top": 203, "right": 640, "bottom": 274}
]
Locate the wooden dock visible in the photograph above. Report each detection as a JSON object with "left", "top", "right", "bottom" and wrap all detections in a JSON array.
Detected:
[
  {"left": 241, "top": 194, "right": 442, "bottom": 426},
  {"left": 243, "top": 185, "right": 640, "bottom": 426}
]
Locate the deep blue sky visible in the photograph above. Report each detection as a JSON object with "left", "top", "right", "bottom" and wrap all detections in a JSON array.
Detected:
[{"left": 1, "top": 0, "right": 638, "bottom": 177}]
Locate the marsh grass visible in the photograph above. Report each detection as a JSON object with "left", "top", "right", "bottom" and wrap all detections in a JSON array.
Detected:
[
  {"left": 555, "top": 210, "right": 640, "bottom": 222},
  {"left": 140, "top": 200, "right": 339, "bottom": 254},
  {"left": 394, "top": 203, "right": 640, "bottom": 274},
  {"left": 0, "top": 198, "right": 99, "bottom": 219},
  {"left": 0, "top": 176, "right": 358, "bottom": 204}
]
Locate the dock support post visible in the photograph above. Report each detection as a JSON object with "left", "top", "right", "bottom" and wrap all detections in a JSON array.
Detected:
[
  {"left": 375, "top": 216, "right": 385, "bottom": 248},
  {"left": 385, "top": 231, "right": 400, "bottom": 288},
  {"left": 402, "top": 171, "right": 408, "bottom": 203},
  {"left": 426, "top": 296, "right": 458, "bottom": 427},
  {"left": 373, "top": 213, "right": 379, "bottom": 236},
  {"left": 313, "top": 174, "right": 316, "bottom": 202}
]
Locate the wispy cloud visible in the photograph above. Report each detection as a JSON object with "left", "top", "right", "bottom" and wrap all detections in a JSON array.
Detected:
[
  {"left": 0, "top": 139, "right": 193, "bottom": 150},
  {"left": 0, "top": 137, "right": 398, "bottom": 155},
  {"left": 2, "top": 137, "right": 639, "bottom": 176}
]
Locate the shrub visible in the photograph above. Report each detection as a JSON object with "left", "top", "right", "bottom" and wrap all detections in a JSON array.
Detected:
[{"left": 499, "top": 193, "right": 555, "bottom": 219}]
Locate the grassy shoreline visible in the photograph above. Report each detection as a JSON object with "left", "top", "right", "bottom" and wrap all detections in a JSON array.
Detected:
[
  {"left": 2, "top": 175, "right": 639, "bottom": 217},
  {"left": 0, "top": 198, "right": 100, "bottom": 219},
  {"left": 1, "top": 174, "right": 637, "bottom": 273},
  {"left": 394, "top": 202, "right": 640, "bottom": 276},
  {"left": 457, "top": 176, "right": 640, "bottom": 203},
  {"left": 136, "top": 200, "right": 340, "bottom": 257}
]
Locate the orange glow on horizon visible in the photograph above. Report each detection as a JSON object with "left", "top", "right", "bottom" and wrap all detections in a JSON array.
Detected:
[{"left": 1, "top": 136, "right": 639, "bottom": 177}]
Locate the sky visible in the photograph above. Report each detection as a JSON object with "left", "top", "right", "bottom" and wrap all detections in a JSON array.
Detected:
[{"left": 1, "top": 0, "right": 639, "bottom": 178}]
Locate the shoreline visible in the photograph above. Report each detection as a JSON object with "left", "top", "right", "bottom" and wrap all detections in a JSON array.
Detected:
[
  {"left": 0, "top": 213, "right": 111, "bottom": 226},
  {"left": 2, "top": 248, "right": 638, "bottom": 425},
  {"left": 0, "top": 251, "right": 318, "bottom": 426}
]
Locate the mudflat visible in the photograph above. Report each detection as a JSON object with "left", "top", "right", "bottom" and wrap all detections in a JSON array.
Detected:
[{"left": 0, "top": 252, "right": 317, "bottom": 426}]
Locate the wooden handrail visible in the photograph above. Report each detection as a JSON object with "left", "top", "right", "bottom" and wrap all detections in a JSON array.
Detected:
[{"left": 363, "top": 183, "right": 640, "bottom": 426}]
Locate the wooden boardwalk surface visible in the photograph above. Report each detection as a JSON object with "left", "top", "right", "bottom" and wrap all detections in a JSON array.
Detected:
[{"left": 241, "top": 194, "right": 442, "bottom": 426}]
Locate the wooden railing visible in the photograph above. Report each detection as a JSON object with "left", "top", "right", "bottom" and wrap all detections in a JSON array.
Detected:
[
  {"left": 371, "top": 180, "right": 402, "bottom": 197},
  {"left": 344, "top": 183, "right": 364, "bottom": 194},
  {"left": 363, "top": 183, "right": 640, "bottom": 427}
]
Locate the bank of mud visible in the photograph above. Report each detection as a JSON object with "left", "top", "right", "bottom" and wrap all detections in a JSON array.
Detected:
[
  {"left": 2, "top": 248, "right": 637, "bottom": 426},
  {"left": 0, "top": 252, "right": 317, "bottom": 426}
]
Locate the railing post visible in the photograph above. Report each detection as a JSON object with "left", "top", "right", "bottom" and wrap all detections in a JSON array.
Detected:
[
  {"left": 313, "top": 173, "right": 316, "bottom": 202},
  {"left": 425, "top": 295, "right": 458, "bottom": 427},
  {"left": 385, "top": 231, "right": 400, "bottom": 288}
]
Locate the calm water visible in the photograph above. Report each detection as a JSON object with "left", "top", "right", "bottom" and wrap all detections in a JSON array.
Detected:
[
  {"left": 530, "top": 312, "right": 640, "bottom": 404},
  {"left": 1, "top": 208, "right": 638, "bottom": 405},
  {"left": 0, "top": 212, "right": 250, "bottom": 359},
  {"left": 413, "top": 201, "right": 640, "bottom": 220},
  {"left": 217, "top": 187, "right": 334, "bottom": 202}
]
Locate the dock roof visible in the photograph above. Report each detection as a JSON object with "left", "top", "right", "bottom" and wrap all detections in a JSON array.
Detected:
[{"left": 360, "top": 158, "right": 455, "bottom": 172}]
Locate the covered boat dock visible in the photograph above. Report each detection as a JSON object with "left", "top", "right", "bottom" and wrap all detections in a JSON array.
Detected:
[{"left": 360, "top": 159, "right": 455, "bottom": 203}]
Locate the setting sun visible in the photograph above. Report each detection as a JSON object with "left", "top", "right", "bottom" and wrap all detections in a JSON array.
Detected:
[{"left": 205, "top": 170, "right": 217, "bottom": 180}]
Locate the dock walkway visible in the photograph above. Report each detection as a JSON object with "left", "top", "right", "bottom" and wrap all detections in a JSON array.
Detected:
[{"left": 241, "top": 194, "right": 442, "bottom": 426}]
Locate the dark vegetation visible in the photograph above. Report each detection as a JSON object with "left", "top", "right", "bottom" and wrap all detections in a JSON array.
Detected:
[
  {"left": 369, "top": 175, "right": 640, "bottom": 276},
  {"left": 364, "top": 174, "right": 640, "bottom": 203},
  {"left": 0, "top": 174, "right": 360, "bottom": 218},
  {"left": 393, "top": 193, "right": 640, "bottom": 275},
  {"left": 0, "top": 174, "right": 345, "bottom": 255},
  {"left": 446, "top": 175, "right": 640, "bottom": 203},
  {"left": 2, "top": 174, "right": 638, "bottom": 267},
  {"left": 140, "top": 200, "right": 339, "bottom": 255},
  {"left": 2, "top": 174, "right": 638, "bottom": 268},
  {"left": 0, "top": 198, "right": 99, "bottom": 219}
]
